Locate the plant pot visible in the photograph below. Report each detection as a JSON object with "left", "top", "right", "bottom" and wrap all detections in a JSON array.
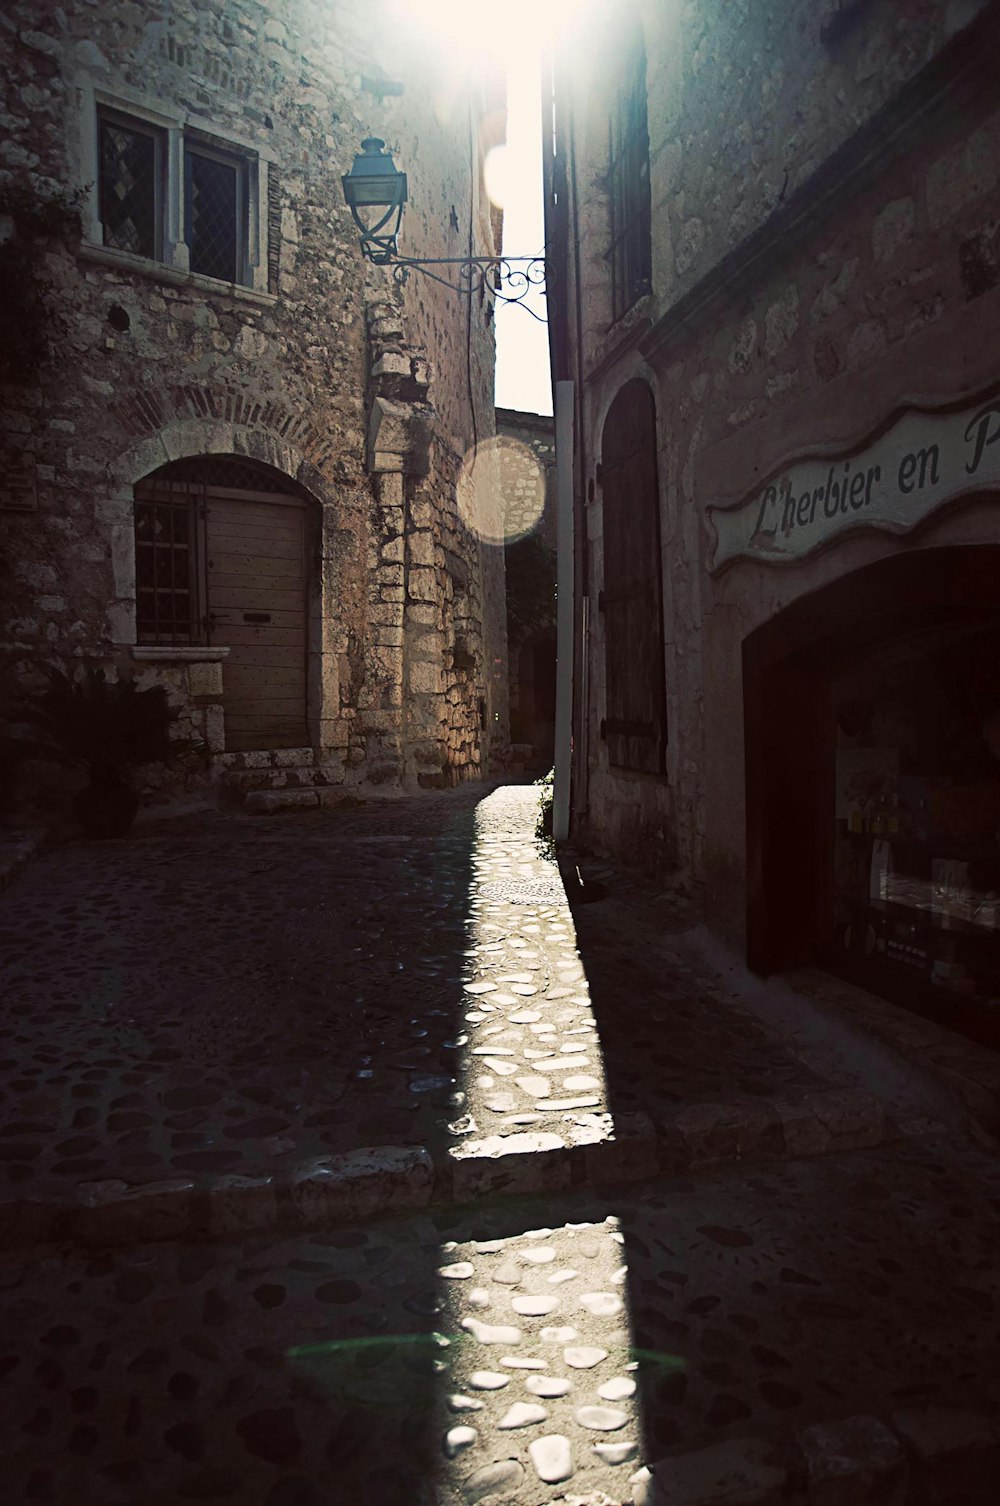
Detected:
[{"left": 73, "top": 779, "right": 139, "bottom": 839}]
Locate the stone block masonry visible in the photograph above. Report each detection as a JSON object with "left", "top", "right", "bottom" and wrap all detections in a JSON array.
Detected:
[{"left": 0, "top": 0, "right": 506, "bottom": 809}]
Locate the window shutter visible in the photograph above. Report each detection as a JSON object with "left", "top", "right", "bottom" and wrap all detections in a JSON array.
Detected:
[{"left": 600, "top": 380, "right": 665, "bottom": 774}]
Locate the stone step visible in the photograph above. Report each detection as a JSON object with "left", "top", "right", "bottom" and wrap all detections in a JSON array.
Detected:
[
  {"left": 0, "top": 1085, "right": 917, "bottom": 1252},
  {"left": 216, "top": 758, "right": 352, "bottom": 809},
  {"left": 242, "top": 785, "right": 358, "bottom": 812},
  {"left": 218, "top": 764, "right": 324, "bottom": 790}
]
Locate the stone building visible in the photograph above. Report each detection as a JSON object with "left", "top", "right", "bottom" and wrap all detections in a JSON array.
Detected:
[
  {"left": 496, "top": 406, "right": 556, "bottom": 766},
  {"left": 546, "top": 1, "right": 1000, "bottom": 1038},
  {"left": 0, "top": 0, "right": 508, "bottom": 808}
]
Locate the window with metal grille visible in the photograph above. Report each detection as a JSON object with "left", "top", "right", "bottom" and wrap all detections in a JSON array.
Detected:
[
  {"left": 185, "top": 143, "right": 246, "bottom": 284},
  {"left": 98, "top": 110, "right": 163, "bottom": 260},
  {"left": 134, "top": 484, "right": 204, "bottom": 645},
  {"left": 599, "top": 379, "right": 666, "bottom": 774},
  {"left": 607, "top": 31, "right": 652, "bottom": 324},
  {"left": 95, "top": 105, "right": 254, "bottom": 287}
]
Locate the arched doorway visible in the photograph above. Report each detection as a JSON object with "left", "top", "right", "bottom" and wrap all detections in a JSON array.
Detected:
[
  {"left": 134, "top": 455, "right": 315, "bottom": 751},
  {"left": 744, "top": 544, "right": 1000, "bottom": 1043}
]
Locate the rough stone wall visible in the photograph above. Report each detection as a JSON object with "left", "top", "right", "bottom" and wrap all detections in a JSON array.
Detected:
[
  {"left": 0, "top": 0, "right": 505, "bottom": 807},
  {"left": 558, "top": 0, "right": 1000, "bottom": 924},
  {"left": 496, "top": 408, "right": 556, "bottom": 548},
  {"left": 571, "top": 0, "right": 994, "bottom": 336}
]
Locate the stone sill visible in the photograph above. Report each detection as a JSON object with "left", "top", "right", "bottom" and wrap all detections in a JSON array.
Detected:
[
  {"left": 131, "top": 646, "right": 230, "bottom": 662},
  {"left": 78, "top": 243, "right": 279, "bottom": 307}
]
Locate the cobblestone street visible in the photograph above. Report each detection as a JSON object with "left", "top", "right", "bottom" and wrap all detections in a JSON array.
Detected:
[
  {"left": 0, "top": 783, "right": 839, "bottom": 1223},
  {"left": 2, "top": 781, "right": 1000, "bottom": 1504}
]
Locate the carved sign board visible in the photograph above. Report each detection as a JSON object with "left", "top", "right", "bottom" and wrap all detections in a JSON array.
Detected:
[{"left": 706, "top": 394, "right": 1000, "bottom": 572}]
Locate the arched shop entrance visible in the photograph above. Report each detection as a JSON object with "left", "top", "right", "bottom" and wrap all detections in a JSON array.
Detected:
[{"left": 744, "top": 544, "right": 1000, "bottom": 1047}]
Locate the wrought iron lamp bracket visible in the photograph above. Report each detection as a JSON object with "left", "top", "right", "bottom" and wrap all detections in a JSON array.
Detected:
[
  {"left": 370, "top": 252, "right": 550, "bottom": 320},
  {"left": 343, "top": 139, "right": 547, "bottom": 316}
]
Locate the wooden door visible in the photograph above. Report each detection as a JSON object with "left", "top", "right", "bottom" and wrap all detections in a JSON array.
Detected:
[
  {"left": 205, "top": 490, "right": 308, "bottom": 751},
  {"left": 600, "top": 379, "right": 666, "bottom": 773}
]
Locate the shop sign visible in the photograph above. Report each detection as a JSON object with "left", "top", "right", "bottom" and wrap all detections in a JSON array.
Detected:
[{"left": 707, "top": 394, "right": 1000, "bottom": 571}]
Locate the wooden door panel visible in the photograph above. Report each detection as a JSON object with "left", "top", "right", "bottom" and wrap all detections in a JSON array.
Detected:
[
  {"left": 219, "top": 628, "right": 306, "bottom": 651},
  {"left": 206, "top": 494, "right": 308, "bottom": 751},
  {"left": 224, "top": 669, "right": 307, "bottom": 695},
  {"left": 220, "top": 646, "right": 307, "bottom": 668},
  {"left": 209, "top": 588, "right": 306, "bottom": 615},
  {"left": 203, "top": 554, "right": 301, "bottom": 575}
]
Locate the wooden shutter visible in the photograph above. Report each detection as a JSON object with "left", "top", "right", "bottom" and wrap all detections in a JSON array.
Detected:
[{"left": 600, "top": 379, "right": 665, "bottom": 773}]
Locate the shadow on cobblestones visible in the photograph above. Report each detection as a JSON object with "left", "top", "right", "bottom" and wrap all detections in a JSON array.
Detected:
[
  {"left": 3, "top": 784, "right": 1000, "bottom": 1501},
  {"left": 3, "top": 1137, "right": 1000, "bottom": 1503},
  {"left": 566, "top": 871, "right": 825, "bottom": 1135},
  {"left": 0, "top": 784, "right": 498, "bottom": 1199}
]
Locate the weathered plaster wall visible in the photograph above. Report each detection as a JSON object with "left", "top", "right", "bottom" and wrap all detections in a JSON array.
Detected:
[
  {"left": 0, "top": 0, "right": 505, "bottom": 802},
  {"left": 561, "top": 0, "right": 1000, "bottom": 925}
]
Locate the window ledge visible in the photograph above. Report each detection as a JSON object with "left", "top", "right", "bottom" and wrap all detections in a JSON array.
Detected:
[
  {"left": 132, "top": 646, "right": 231, "bottom": 662},
  {"left": 79, "top": 243, "right": 278, "bottom": 307}
]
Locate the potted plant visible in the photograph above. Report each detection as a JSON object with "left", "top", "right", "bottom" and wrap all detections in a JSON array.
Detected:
[{"left": 8, "top": 666, "right": 191, "bottom": 838}]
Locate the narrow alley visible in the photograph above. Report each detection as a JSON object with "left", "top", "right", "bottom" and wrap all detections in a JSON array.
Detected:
[
  {"left": 2, "top": 782, "right": 999, "bottom": 1504},
  {"left": 3, "top": 0, "right": 1000, "bottom": 1500}
]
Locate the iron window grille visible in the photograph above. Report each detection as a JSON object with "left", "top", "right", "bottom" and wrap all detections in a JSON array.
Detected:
[
  {"left": 134, "top": 476, "right": 207, "bottom": 646},
  {"left": 607, "top": 39, "right": 652, "bottom": 323},
  {"left": 185, "top": 142, "right": 247, "bottom": 284},
  {"left": 98, "top": 109, "right": 165, "bottom": 261}
]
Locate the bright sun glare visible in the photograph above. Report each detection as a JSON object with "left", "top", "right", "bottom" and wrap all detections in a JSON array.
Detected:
[
  {"left": 390, "top": 0, "right": 587, "bottom": 69},
  {"left": 387, "top": 0, "right": 589, "bottom": 413}
]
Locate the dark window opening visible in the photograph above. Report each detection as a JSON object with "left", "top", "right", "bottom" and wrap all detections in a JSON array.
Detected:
[
  {"left": 185, "top": 145, "right": 244, "bottom": 283},
  {"left": 607, "top": 31, "right": 652, "bottom": 323}
]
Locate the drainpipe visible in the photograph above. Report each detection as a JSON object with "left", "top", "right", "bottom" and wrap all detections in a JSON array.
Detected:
[
  {"left": 553, "top": 378, "right": 574, "bottom": 843},
  {"left": 566, "top": 94, "right": 589, "bottom": 832}
]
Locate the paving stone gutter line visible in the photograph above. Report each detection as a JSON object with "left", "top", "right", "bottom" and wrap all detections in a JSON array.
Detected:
[{"left": 1, "top": 1081, "right": 919, "bottom": 1252}]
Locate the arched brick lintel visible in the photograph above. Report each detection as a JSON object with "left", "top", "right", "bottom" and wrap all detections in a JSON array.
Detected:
[{"left": 107, "top": 418, "right": 336, "bottom": 513}]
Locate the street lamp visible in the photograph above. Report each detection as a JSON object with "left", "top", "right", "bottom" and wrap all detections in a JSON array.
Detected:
[
  {"left": 341, "top": 137, "right": 548, "bottom": 318},
  {"left": 340, "top": 138, "right": 408, "bottom": 264}
]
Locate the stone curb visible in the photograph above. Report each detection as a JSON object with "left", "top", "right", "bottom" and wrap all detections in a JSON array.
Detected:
[
  {"left": 0, "top": 1086, "right": 899, "bottom": 1253},
  {"left": 1, "top": 1145, "right": 436, "bottom": 1252},
  {"left": 628, "top": 1406, "right": 1000, "bottom": 1506}
]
